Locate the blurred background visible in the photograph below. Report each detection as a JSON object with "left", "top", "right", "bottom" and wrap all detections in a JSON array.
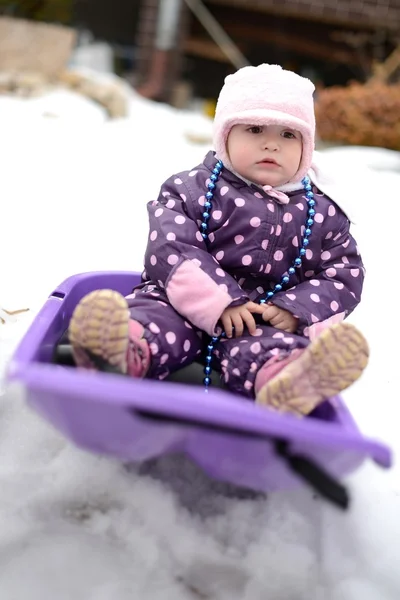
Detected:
[{"left": 0, "top": 0, "right": 399, "bottom": 150}]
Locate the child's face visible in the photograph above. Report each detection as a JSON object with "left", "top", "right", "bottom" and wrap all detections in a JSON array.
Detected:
[{"left": 226, "top": 124, "right": 302, "bottom": 187}]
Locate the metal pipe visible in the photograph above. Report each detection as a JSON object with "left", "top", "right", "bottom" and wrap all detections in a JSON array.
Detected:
[{"left": 183, "top": 0, "right": 250, "bottom": 69}]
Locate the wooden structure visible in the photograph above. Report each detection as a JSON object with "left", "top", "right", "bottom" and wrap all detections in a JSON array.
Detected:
[{"left": 134, "top": 0, "right": 400, "bottom": 103}]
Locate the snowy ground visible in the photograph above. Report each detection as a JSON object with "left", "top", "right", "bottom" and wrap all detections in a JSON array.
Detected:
[{"left": 1, "top": 76, "right": 400, "bottom": 599}]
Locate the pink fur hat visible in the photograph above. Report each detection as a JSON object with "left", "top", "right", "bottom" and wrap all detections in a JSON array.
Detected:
[{"left": 213, "top": 64, "right": 316, "bottom": 183}]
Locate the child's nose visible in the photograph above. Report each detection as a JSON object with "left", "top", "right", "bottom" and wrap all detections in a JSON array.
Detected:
[{"left": 263, "top": 136, "right": 279, "bottom": 150}]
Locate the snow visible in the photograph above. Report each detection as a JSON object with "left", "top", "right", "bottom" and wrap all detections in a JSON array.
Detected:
[{"left": 0, "top": 75, "right": 399, "bottom": 599}]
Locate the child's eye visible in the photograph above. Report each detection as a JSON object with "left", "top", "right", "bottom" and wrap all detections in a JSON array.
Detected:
[
  {"left": 248, "top": 126, "right": 263, "bottom": 134},
  {"left": 282, "top": 130, "right": 296, "bottom": 139}
]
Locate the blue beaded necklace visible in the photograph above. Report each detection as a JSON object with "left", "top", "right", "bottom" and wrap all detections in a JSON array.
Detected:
[{"left": 201, "top": 159, "right": 316, "bottom": 390}]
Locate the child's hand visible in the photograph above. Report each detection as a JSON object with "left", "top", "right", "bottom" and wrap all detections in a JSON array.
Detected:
[
  {"left": 221, "top": 302, "right": 265, "bottom": 338},
  {"left": 262, "top": 304, "right": 298, "bottom": 333}
]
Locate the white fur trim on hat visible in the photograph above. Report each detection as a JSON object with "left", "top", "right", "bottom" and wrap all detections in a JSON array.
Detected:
[{"left": 213, "top": 64, "right": 316, "bottom": 183}]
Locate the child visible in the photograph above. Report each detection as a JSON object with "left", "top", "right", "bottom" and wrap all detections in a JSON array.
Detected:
[{"left": 69, "top": 64, "right": 369, "bottom": 417}]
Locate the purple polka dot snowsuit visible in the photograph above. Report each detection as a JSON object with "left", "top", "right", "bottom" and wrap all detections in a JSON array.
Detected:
[{"left": 127, "top": 151, "right": 364, "bottom": 398}]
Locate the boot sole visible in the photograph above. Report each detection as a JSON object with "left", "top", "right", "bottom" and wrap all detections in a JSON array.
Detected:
[
  {"left": 69, "top": 289, "right": 130, "bottom": 374},
  {"left": 256, "top": 322, "right": 369, "bottom": 416}
]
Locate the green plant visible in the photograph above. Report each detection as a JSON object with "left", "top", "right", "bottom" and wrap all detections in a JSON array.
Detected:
[{"left": 0, "top": 0, "right": 72, "bottom": 24}]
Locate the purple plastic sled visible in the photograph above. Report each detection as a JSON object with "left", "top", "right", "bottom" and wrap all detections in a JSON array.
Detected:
[{"left": 6, "top": 271, "right": 392, "bottom": 508}]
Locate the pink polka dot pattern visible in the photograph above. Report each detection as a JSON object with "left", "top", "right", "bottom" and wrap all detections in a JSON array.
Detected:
[
  {"left": 341, "top": 256, "right": 349, "bottom": 264},
  {"left": 321, "top": 250, "right": 331, "bottom": 260},
  {"left": 235, "top": 235, "right": 244, "bottom": 245},
  {"left": 286, "top": 293, "right": 296, "bottom": 300},
  {"left": 242, "top": 255, "right": 252, "bottom": 265},
  {"left": 213, "top": 210, "right": 222, "bottom": 220},
  {"left": 244, "top": 381, "right": 253, "bottom": 390},
  {"left": 310, "top": 279, "right": 320, "bottom": 286},
  {"left": 250, "top": 342, "right": 261, "bottom": 354},
  {"left": 189, "top": 170, "right": 198, "bottom": 177},
  {"left": 261, "top": 239, "right": 269, "bottom": 250},
  {"left": 326, "top": 268, "right": 336, "bottom": 278},
  {"left": 254, "top": 192, "right": 263, "bottom": 198},
  {"left": 306, "top": 249, "right": 313, "bottom": 260},
  {"left": 274, "top": 250, "right": 284, "bottom": 261},
  {"left": 325, "top": 231, "right": 333, "bottom": 239},
  {"left": 149, "top": 343, "right": 159, "bottom": 355},
  {"left": 235, "top": 197, "right": 245, "bottom": 206},
  {"left": 219, "top": 284, "right": 228, "bottom": 293},
  {"left": 305, "top": 270, "right": 314, "bottom": 277},
  {"left": 208, "top": 232, "right": 215, "bottom": 242},
  {"left": 183, "top": 340, "right": 191, "bottom": 352},
  {"left": 351, "top": 269, "right": 360, "bottom": 277},
  {"left": 310, "top": 293, "right": 320, "bottom": 302},
  {"left": 230, "top": 346, "right": 240, "bottom": 357},
  {"left": 216, "top": 268, "right": 225, "bottom": 277},
  {"left": 283, "top": 212, "right": 293, "bottom": 223},
  {"left": 175, "top": 215, "right": 185, "bottom": 225},
  {"left": 250, "top": 216, "right": 261, "bottom": 227},
  {"left": 253, "top": 328, "right": 263, "bottom": 337},
  {"left": 220, "top": 186, "right": 229, "bottom": 196},
  {"left": 265, "top": 264, "right": 272, "bottom": 273},
  {"left": 166, "top": 199, "right": 176, "bottom": 209},
  {"left": 166, "top": 332, "right": 176, "bottom": 344},
  {"left": 150, "top": 230, "right": 157, "bottom": 241},
  {"left": 328, "top": 205, "right": 336, "bottom": 216},
  {"left": 314, "top": 213, "right": 324, "bottom": 223},
  {"left": 155, "top": 208, "right": 163, "bottom": 217},
  {"left": 273, "top": 332, "right": 284, "bottom": 338},
  {"left": 150, "top": 255, "right": 157, "bottom": 265},
  {"left": 311, "top": 313, "right": 319, "bottom": 323},
  {"left": 215, "top": 250, "right": 224, "bottom": 260},
  {"left": 276, "top": 225, "right": 282, "bottom": 236},
  {"left": 167, "top": 232, "right": 176, "bottom": 241},
  {"left": 149, "top": 322, "right": 160, "bottom": 334},
  {"left": 267, "top": 203, "right": 275, "bottom": 212},
  {"left": 292, "top": 236, "right": 299, "bottom": 247},
  {"left": 334, "top": 282, "right": 344, "bottom": 290},
  {"left": 232, "top": 368, "right": 241, "bottom": 376},
  {"left": 195, "top": 231, "right": 203, "bottom": 242},
  {"left": 167, "top": 254, "right": 179, "bottom": 265},
  {"left": 296, "top": 203, "right": 304, "bottom": 210},
  {"left": 160, "top": 353, "right": 169, "bottom": 364},
  {"left": 162, "top": 191, "right": 170, "bottom": 197},
  {"left": 198, "top": 195, "right": 205, "bottom": 206},
  {"left": 174, "top": 178, "right": 183, "bottom": 185},
  {"left": 330, "top": 301, "right": 339, "bottom": 312}
]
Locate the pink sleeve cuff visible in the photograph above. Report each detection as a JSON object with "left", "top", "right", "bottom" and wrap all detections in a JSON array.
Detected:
[{"left": 166, "top": 260, "right": 235, "bottom": 335}]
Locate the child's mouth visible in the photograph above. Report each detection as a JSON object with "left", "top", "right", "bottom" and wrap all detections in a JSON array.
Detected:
[{"left": 258, "top": 159, "right": 279, "bottom": 166}]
